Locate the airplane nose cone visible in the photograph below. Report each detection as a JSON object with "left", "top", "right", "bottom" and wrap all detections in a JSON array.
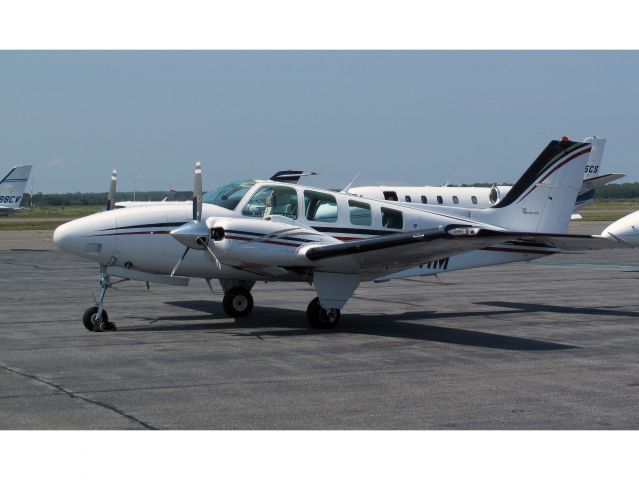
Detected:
[
  {"left": 52, "top": 212, "right": 117, "bottom": 260},
  {"left": 601, "top": 211, "right": 639, "bottom": 246},
  {"left": 53, "top": 221, "right": 75, "bottom": 252}
]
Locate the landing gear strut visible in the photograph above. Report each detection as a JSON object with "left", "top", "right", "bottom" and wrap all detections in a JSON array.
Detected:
[
  {"left": 223, "top": 287, "right": 254, "bottom": 318},
  {"left": 306, "top": 297, "right": 340, "bottom": 329},
  {"left": 83, "top": 265, "right": 116, "bottom": 332}
]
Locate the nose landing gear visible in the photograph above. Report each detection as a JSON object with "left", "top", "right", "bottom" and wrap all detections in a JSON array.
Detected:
[{"left": 82, "top": 265, "right": 117, "bottom": 332}]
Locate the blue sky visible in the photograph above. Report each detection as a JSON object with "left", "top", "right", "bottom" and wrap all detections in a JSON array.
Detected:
[{"left": 1, "top": 51, "right": 638, "bottom": 193}]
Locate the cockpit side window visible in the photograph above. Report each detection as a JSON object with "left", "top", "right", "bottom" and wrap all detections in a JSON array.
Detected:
[
  {"left": 242, "top": 185, "right": 298, "bottom": 219},
  {"left": 202, "top": 180, "right": 256, "bottom": 210},
  {"left": 304, "top": 190, "right": 338, "bottom": 223}
]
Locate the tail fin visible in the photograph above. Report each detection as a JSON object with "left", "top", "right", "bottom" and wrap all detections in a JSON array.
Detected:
[
  {"left": 480, "top": 139, "right": 591, "bottom": 233},
  {"left": 0, "top": 165, "right": 32, "bottom": 209},
  {"left": 582, "top": 136, "right": 605, "bottom": 180}
]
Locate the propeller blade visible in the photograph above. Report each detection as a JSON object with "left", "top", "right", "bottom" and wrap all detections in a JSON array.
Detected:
[
  {"left": 198, "top": 237, "right": 222, "bottom": 270},
  {"left": 171, "top": 247, "right": 190, "bottom": 277},
  {"left": 193, "top": 161, "right": 202, "bottom": 221},
  {"left": 107, "top": 169, "right": 117, "bottom": 211}
]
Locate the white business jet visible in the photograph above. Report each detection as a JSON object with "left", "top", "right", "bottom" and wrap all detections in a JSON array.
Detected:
[
  {"left": 349, "top": 137, "right": 624, "bottom": 219},
  {"left": 53, "top": 138, "right": 627, "bottom": 332},
  {"left": 0, "top": 165, "right": 33, "bottom": 216},
  {"left": 110, "top": 170, "right": 315, "bottom": 209}
]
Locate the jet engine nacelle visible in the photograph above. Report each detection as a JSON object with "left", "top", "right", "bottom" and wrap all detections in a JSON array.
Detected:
[
  {"left": 602, "top": 210, "right": 639, "bottom": 246},
  {"left": 489, "top": 185, "right": 512, "bottom": 206},
  {"left": 206, "top": 216, "right": 338, "bottom": 267}
]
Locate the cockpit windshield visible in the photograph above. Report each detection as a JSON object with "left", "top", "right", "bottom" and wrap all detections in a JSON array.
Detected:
[{"left": 202, "top": 179, "right": 256, "bottom": 210}]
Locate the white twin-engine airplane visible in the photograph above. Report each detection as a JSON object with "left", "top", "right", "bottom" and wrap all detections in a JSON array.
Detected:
[
  {"left": 0, "top": 165, "right": 33, "bottom": 216},
  {"left": 349, "top": 137, "right": 624, "bottom": 219},
  {"left": 53, "top": 138, "right": 629, "bottom": 332}
]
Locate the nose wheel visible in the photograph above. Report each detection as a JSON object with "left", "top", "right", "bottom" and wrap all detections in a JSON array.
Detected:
[
  {"left": 306, "top": 297, "right": 340, "bottom": 329},
  {"left": 223, "top": 287, "right": 254, "bottom": 318},
  {"left": 82, "top": 265, "right": 117, "bottom": 332},
  {"left": 82, "top": 306, "right": 116, "bottom": 332}
]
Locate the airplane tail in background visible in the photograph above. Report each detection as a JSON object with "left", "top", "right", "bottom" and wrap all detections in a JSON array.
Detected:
[
  {"left": 582, "top": 136, "right": 605, "bottom": 180},
  {"left": 0, "top": 165, "right": 32, "bottom": 209},
  {"left": 479, "top": 139, "right": 591, "bottom": 234}
]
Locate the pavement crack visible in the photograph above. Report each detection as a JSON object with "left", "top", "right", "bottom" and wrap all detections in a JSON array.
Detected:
[{"left": 0, "top": 363, "right": 155, "bottom": 430}]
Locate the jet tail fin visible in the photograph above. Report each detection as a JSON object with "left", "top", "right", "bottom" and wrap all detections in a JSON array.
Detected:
[
  {"left": 0, "top": 165, "right": 32, "bottom": 209},
  {"left": 582, "top": 136, "right": 605, "bottom": 180},
  {"left": 480, "top": 139, "right": 591, "bottom": 234}
]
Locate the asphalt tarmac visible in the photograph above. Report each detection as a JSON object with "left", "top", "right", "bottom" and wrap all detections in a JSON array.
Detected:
[{"left": 1, "top": 223, "right": 638, "bottom": 429}]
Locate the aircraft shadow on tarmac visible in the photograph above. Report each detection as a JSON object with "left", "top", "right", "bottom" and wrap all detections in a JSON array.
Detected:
[
  {"left": 120, "top": 300, "right": 580, "bottom": 352},
  {"left": 477, "top": 301, "right": 639, "bottom": 319}
]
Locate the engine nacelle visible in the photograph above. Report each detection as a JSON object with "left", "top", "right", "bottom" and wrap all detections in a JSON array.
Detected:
[
  {"left": 206, "top": 216, "right": 338, "bottom": 267},
  {"left": 489, "top": 185, "right": 512, "bottom": 206}
]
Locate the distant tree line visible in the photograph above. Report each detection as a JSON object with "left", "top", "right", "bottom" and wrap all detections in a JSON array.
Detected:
[
  {"left": 23, "top": 191, "right": 193, "bottom": 207},
  {"left": 20, "top": 183, "right": 639, "bottom": 207}
]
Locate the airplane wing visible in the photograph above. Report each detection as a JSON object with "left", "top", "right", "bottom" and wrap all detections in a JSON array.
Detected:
[
  {"left": 580, "top": 173, "right": 625, "bottom": 192},
  {"left": 304, "top": 225, "right": 629, "bottom": 277}
]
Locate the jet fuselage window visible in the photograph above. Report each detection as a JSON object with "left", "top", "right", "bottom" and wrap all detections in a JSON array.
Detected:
[
  {"left": 404, "top": 195, "right": 412, "bottom": 202},
  {"left": 304, "top": 190, "right": 338, "bottom": 223},
  {"left": 381, "top": 207, "right": 403, "bottom": 229},
  {"left": 421, "top": 195, "right": 427, "bottom": 204},
  {"left": 242, "top": 185, "right": 298, "bottom": 219},
  {"left": 453, "top": 196, "right": 459, "bottom": 204},
  {"left": 437, "top": 195, "right": 443, "bottom": 205},
  {"left": 383, "top": 191, "right": 398, "bottom": 201},
  {"left": 348, "top": 200, "right": 372, "bottom": 226},
  {"left": 471, "top": 195, "right": 478, "bottom": 205}
]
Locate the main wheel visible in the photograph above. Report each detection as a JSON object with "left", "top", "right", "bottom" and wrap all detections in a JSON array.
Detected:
[
  {"left": 82, "top": 306, "right": 116, "bottom": 332},
  {"left": 306, "top": 297, "right": 340, "bottom": 329},
  {"left": 223, "top": 287, "right": 254, "bottom": 318}
]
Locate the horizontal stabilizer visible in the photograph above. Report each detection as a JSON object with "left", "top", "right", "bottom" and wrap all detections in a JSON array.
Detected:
[{"left": 580, "top": 173, "right": 625, "bottom": 192}]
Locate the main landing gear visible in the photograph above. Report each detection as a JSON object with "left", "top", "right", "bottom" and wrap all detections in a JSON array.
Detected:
[
  {"left": 82, "top": 265, "right": 117, "bottom": 332},
  {"left": 223, "top": 287, "right": 254, "bottom": 318},
  {"left": 306, "top": 297, "right": 340, "bottom": 329}
]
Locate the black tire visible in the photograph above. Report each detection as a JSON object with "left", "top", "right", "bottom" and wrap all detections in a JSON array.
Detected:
[
  {"left": 82, "top": 306, "right": 110, "bottom": 332},
  {"left": 306, "top": 297, "right": 340, "bottom": 329},
  {"left": 223, "top": 287, "right": 254, "bottom": 318}
]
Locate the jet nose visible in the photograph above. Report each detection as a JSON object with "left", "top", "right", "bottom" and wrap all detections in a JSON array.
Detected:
[{"left": 601, "top": 211, "right": 639, "bottom": 246}]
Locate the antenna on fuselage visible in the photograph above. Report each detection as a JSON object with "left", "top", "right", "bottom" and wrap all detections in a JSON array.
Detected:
[{"left": 340, "top": 172, "right": 360, "bottom": 193}]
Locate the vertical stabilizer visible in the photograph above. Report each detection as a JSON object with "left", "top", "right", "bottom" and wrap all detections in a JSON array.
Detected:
[
  {"left": 0, "top": 165, "right": 32, "bottom": 209},
  {"left": 480, "top": 139, "right": 591, "bottom": 234}
]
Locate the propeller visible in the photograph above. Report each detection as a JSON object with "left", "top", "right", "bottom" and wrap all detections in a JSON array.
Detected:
[
  {"left": 106, "top": 169, "right": 117, "bottom": 211},
  {"left": 170, "top": 162, "right": 222, "bottom": 276}
]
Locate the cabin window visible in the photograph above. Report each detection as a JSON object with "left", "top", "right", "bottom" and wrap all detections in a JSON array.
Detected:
[
  {"left": 453, "top": 196, "right": 459, "bottom": 205},
  {"left": 304, "top": 190, "right": 338, "bottom": 223},
  {"left": 349, "top": 200, "right": 372, "bottom": 226},
  {"left": 381, "top": 207, "right": 403, "bottom": 229},
  {"left": 421, "top": 195, "right": 427, "bottom": 204},
  {"left": 404, "top": 195, "right": 412, "bottom": 202},
  {"left": 471, "top": 195, "right": 478, "bottom": 205},
  {"left": 242, "top": 185, "right": 298, "bottom": 219},
  {"left": 383, "top": 191, "right": 398, "bottom": 201},
  {"left": 437, "top": 195, "right": 443, "bottom": 205}
]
